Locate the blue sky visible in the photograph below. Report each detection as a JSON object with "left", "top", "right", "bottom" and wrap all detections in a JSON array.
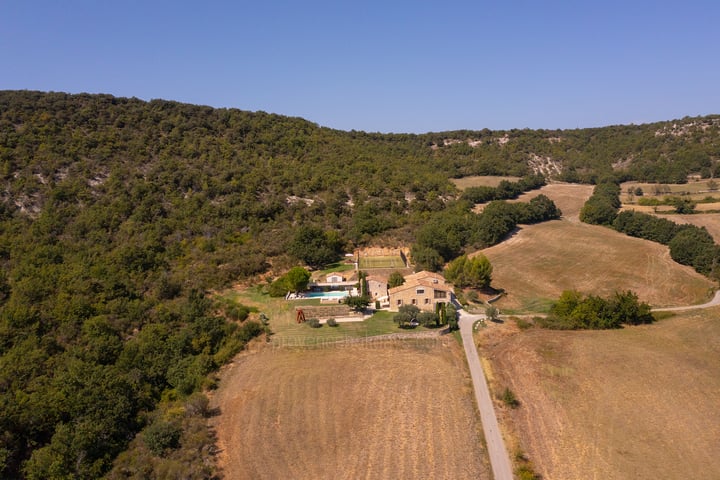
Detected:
[{"left": 2, "top": 1, "right": 719, "bottom": 133}]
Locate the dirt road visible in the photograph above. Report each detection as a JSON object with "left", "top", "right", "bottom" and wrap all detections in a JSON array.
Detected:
[
  {"left": 652, "top": 289, "right": 720, "bottom": 312},
  {"left": 459, "top": 310, "right": 513, "bottom": 480}
]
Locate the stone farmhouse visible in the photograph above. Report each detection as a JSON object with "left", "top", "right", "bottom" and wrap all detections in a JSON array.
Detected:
[
  {"left": 388, "top": 271, "right": 454, "bottom": 312},
  {"left": 366, "top": 275, "right": 389, "bottom": 303}
]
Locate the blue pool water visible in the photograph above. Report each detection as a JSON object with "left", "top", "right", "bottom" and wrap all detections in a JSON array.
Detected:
[{"left": 304, "top": 291, "right": 350, "bottom": 299}]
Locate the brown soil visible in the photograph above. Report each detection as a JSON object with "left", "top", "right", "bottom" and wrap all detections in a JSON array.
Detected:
[
  {"left": 479, "top": 309, "right": 720, "bottom": 479},
  {"left": 209, "top": 340, "right": 490, "bottom": 480}
]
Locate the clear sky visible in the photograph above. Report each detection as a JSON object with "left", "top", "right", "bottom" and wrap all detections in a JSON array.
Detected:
[{"left": 2, "top": 1, "right": 719, "bottom": 133}]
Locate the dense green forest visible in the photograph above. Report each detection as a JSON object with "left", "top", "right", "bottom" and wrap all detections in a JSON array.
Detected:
[{"left": 0, "top": 90, "right": 719, "bottom": 478}]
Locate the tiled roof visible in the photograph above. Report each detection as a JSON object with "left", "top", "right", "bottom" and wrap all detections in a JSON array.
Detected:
[{"left": 388, "top": 271, "right": 453, "bottom": 295}]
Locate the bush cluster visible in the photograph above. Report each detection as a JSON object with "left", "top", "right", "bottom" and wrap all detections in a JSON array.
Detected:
[
  {"left": 460, "top": 174, "right": 546, "bottom": 203},
  {"left": 411, "top": 193, "right": 561, "bottom": 271},
  {"left": 444, "top": 254, "right": 493, "bottom": 288},
  {"left": 579, "top": 182, "right": 621, "bottom": 225},
  {"left": 540, "top": 290, "right": 653, "bottom": 330}
]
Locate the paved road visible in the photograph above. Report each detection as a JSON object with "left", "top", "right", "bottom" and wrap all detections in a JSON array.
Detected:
[
  {"left": 458, "top": 309, "right": 513, "bottom": 480},
  {"left": 652, "top": 289, "right": 720, "bottom": 312}
]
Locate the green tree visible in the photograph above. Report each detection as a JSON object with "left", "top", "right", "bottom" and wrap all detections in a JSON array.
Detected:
[
  {"left": 672, "top": 198, "right": 696, "bottom": 214},
  {"left": 288, "top": 225, "right": 342, "bottom": 269},
  {"left": 579, "top": 183, "right": 621, "bottom": 226},
  {"left": 394, "top": 312, "right": 412, "bottom": 328},
  {"left": 444, "top": 254, "right": 492, "bottom": 288},
  {"left": 143, "top": 419, "right": 182, "bottom": 456},
  {"left": 410, "top": 245, "right": 444, "bottom": 272},
  {"left": 445, "top": 303, "right": 459, "bottom": 331},
  {"left": 285, "top": 267, "right": 311, "bottom": 292},
  {"left": 544, "top": 289, "right": 652, "bottom": 329},
  {"left": 344, "top": 294, "right": 371, "bottom": 312},
  {"left": 417, "top": 311, "right": 439, "bottom": 327},
  {"left": 398, "top": 304, "right": 420, "bottom": 320},
  {"left": 388, "top": 271, "right": 405, "bottom": 288}
]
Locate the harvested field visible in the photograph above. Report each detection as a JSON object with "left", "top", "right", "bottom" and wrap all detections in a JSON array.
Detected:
[
  {"left": 480, "top": 220, "right": 714, "bottom": 313},
  {"left": 655, "top": 212, "right": 720, "bottom": 242},
  {"left": 472, "top": 182, "right": 592, "bottom": 217},
  {"left": 511, "top": 183, "right": 593, "bottom": 220},
  {"left": 620, "top": 179, "right": 719, "bottom": 198},
  {"left": 623, "top": 203, "right": 720, "bottom": 213},
  {"left": 210, "top": 340, "right": 490, "bottom": 480},
  {"left": 480, "top": 308, "right": 720, "bottom": 479},
  {"left": 451, "top": 175, "right": 520, "bottom": 189},
  {"left": 474, "top": 181, "right": 713, "bottom": 312},
  {"left": 620, "top": 207, "right": 720, "bottom": 242}
]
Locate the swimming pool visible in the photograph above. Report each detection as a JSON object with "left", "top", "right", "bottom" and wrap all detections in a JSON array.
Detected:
[{"left": 304, "top": 291, "right": 350, "bottom": 299}]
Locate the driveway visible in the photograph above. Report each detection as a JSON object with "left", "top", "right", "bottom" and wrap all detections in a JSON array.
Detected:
[{"left": 458, "top": 309, "right": 513, "bottom": 480}]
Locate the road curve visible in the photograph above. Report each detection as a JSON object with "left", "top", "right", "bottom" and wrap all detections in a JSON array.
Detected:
[
  {"left": 652, "top": 289, "right": 720, "bottom": 312},
  {"left": 458, "top": 310, "right": 514, "bottom": 480}
]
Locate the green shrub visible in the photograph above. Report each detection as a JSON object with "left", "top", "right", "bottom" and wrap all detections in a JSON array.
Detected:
[
  {"left": 466, "top": 289, "right": 480, "bottom": 303},
  {"left": 417, "top": 311, "right": 438, "bottom": 327},
  {"left": 143, "top": 420, "right": 182, "bottom": 456},
  {"left": 185, "top": 393, "right": 210, "bottom": 417},
  {"left": 515, "top": 317, "right": 534, "bottom": 330},
  {"left": 307, "top": 318, "right": 321, "bottom": 328},
  {"left": 394, "top": 312, "right": 412, "bottom": 328},
  {"left": 501, "top": 387, "right": 520, "bottom": 408},
  {"left": 326, "top": 318, "right": 338, "bottom": 327},
  {"left": 516, "top": 465, "right": 540, "bottom": 480}
]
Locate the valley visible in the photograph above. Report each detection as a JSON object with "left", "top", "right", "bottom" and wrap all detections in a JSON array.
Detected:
[{"left": 2, "top": 91, "right": 719, "bottom": 479}]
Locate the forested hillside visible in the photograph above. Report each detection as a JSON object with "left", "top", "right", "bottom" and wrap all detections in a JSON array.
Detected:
[{"left": 0, "top": 90, "right": 718, "bottom": 478}]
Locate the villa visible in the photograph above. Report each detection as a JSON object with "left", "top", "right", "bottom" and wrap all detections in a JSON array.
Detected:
[{"left": 388, "top": 271, "right": 454, "bottom": 311}]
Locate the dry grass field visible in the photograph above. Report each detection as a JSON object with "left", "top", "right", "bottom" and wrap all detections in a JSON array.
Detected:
[
  {"left": 511, "top": 182, "right": 593, "bottom": 220},
  {"left": 451, "top": 175, "right": 520, "bottom": 189},
  {"left": 619, "top": 207, "right": 720, "bottom": 242},
  {"left": 472, "top": 181, "right": 593, "bottom": 216},
  {"left": 481, "top": 220, "right": 714, "bottom": 312},
  {"left": 475, "top": 182, "right": 714, "bottom": 313},
  {"left": 479, "top": 308, "right": 720, "bottom": 479},
  {"left": 210, "top": 340, "right": 490, "bottom": 480},
  {"left": 654, "top": 212, "right": 720, "bottom": 242},
  {"left": 620, "top": 179, "right": 720, "bottom": 199}
]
